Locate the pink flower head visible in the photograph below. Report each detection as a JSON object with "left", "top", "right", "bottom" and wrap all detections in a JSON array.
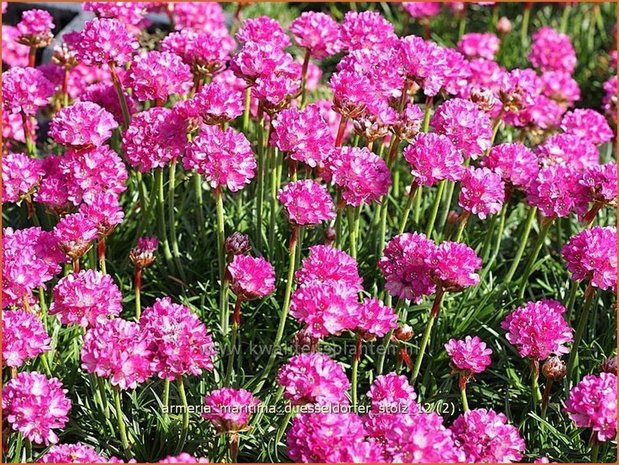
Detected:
[
  {"left": 158, "top": 453, "right": 209, "bottom": 464},
  {"left": 290, "top": 12, "right": 343, "bottom": 59},
  {"left": 2, "top": 67, "right": 55, "bottom": 115},
  {"left": 450, "top": 408, "right": 526, "bottom": 462},
  {"left": 603, "top": 75, "right": 617, "bottom": 123},
  {"left": 565, "top": 372, "right": 617, "bottom": 442},
  {"left": 49, "top": 102, "right": 118, "bottom": 148},
  {"left": 81, "top": 82, "right": 137, "bottom": 124},
  {"left": 236, "top": 16, "right": 290, "bottom": 48},
  {"left": 529, "top": 27, "right": 576, "bottom": 74},
  {"left": 34, "top": 155, "right": 70, "bottom": 212},
  {"left": 2, "top": 309, "right": 51, "bottom": 367},
  {"left": 327, "top": 146, "right": 391, "bottom": 206},
  {"left": 560, "top": 109, "right": 614, "bottom": 146},
  {"left": 53, "top": 212, "right": 98, "bottom": 260},
  {"left": 278, "top": 353, "right": 350, "bottom": 406},
  {"left": 355, "top": 298, "right": 398, "bottom": 339},
  {"left": 1, "top": 152, "right": 44, "bottom": 203},
  {"left": 84, "top": 2, "right": 148, "bottom": 28},
  {"left": 445, "top": 336, "right": 492, "bottom": 374},
  {"left": 179, "top": 82, "right": 244, "bottom": 125},
  {"left": 203, "top": 388, "right": 260, "bottom": 433},
  {"left": 60, "top": 146, "right": 128, "bottom": 205},
  {"left": 402, "top": 2, "right": 442, "bottom": 19},
  {"left": 442, "top": 48, "right": 473, "bottom": 97},
  {"left": 341, "top": 10, "right": 397, "bottom": 51},
  {"left": 79, "top": 192, "right": 124, "bottom": 237},
  {"left": 562, "top": 226, "right": 617, "bottom": 291},
  {"left": 458, "top": 167, "right": 505, "bottom": 219},
  {"left": 271, "top": 104, "right": 334, "bottom": 168},
  {"left": 393, "top": 103, "right": 425, "bottom": 141},
  {"left": 458, "top": 32, "right": 500, "bottom": 60},
  {"left": 140, "top": 297, "right": 215, "bottom": 380},
  {"left": 81, "top": 318, "right": 153, "bottom": 390},
  {"left": 50, "top": 269, "right": 122, "bottom": 327},
  {"left": 38, "top": 443, "right": 109, "bottom": 463},
  {"left": 253, "top": 72, "right": 300, "bottom": 114},
  {"left": 227, "top": 255, "right": 276, "bottom": 301},
  {"left": 367, "top": 373, "right": 419, "bottom": 414},
  {"left": 526, "top": 165, "right": 583, "bottom": 218},
  {"left": 501, "top": 300, "right": 573, "bottom": 360},
  {"left": 400, "top": 36, "right": 447, "bottom": 97},
  {"left": 537, "top": 133, "right": 599, "bottom": 171},
  {"left": 429, "top": 241, "right": 482, "bottom": 292},
  {"left": 123, "top": 107, "right": 187, "bottom": 172},
  {"left": 578, "top": 162, "right": 617, "bottom": 207},
  {"left": 403, "top": 133, "right": 464, "bottom": 187},
  {"left": 3, "top": 372, "right": 71, "bottom": 445},
  {"left": 540, "top": 71, "right": 580, "bottom": 106},
  {"left": 379, "top": 232, "right": 438, "bottom": 303},
  {"left": 431, "top": 97, "right": 494, "bottom": 159},
  {"left": 499, "top": 68, "right": 540, "bottom": 115},
  {"left": 2, "top": 26, "right": 30, "bottom": 67},
  {"left": 330, "top": 70, "right": 377, "bottom": 119},
  {"left": 482, "top": 143, "right": 539, "bottom": 189},
  {"left": 278, "top": 180, "right": 335, "bottom": 226},
  {"left": 128, "top": 51, "right": 193, "bottom": 102},
  {"left": 130, "top": 236, "right": 158, "bottom": 269},
  {"left": 169, "top": 2, "right": 226, "bottom": 33},
  {"left": 329, "top": 439, "right": 386, "bottom": 463},
  {"left": 230, "top": 41, "right": 294, "bottom": 83},
  {"left": 65, "top": 18, "right": 138, "bottom": 66},
  {"left": 16, "top": 9, "right": 55, "bottom": 47},
  {"left": 184, "top": 125, "right": 256, "bottom": 193},
  {"left": 295, "top": 245, "right": 362, "bottom": 290},
  {"left": 517, "top": 94, "right": 565, "bottom": 130}
]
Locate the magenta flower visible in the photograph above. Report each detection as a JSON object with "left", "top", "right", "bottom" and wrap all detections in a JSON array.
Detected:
[
  {"left": 445, "top": 336, "right": 492, "bottom": 374},
  {"left": 169, "top": 2, "right": 226, "bottom": 33},
  {"left": 34, "top": 155, "right": 70, "bottom": 212},
  {"left": 526, "top": 165, "right": 583, "bottom": 219},
  {"left": 184, "top": 125, "right": 256, "bottom": 193},
  {"left": 562, "top": 226, "right": 617, "bottom": 291},
  {"left": 367, "top": 373, "right": 419, "bottom": 414},
  {"left": 53, "top": 212, "right": 98, "bottom": 261},
  {"left": 529, "top": 27, "right": 576, "bottom": 74},
  {"left": 81, "top": 318, "right": 153, "bottom": 390},
  {"left": 2, "top": 309, "right": 51, "bottom": 367},
  {"left": 230, "top": 41, "right": 294, "bottom": 83},
  {"left": 429, "top": 241, "right": 482, "bottom": 292},
  {"left": 560, "top": 109, "right": 614, "bottom": 146},
  {"left": 602, "top": 75, "right": 616, "bottom": 123},
  {"left": 227, "top": 255, "right": 276, "bottom": 301},
  {"left": 130, "top": 236, "right": 159, "bottom": 269},
  {"left": 81, "top": 82, "right": 137, "bottom": 124},
  {"left": 2, "top": 26, "right": 29, "bottom": 67},
  {"left": 49, "top": 102, "right": 118, "bottom": 148},
  {"left": 458, "top": 32, "right": 500, "bottom": 60},
  {"left": 2, "top": 372, "right": 71, "bottom": 445},
  {"left": 501, "top": 300, "right": 573, "bottom": 361},
  {"left": 578, "top": 162, "right": 617, "bottom": 209},
  {"left": 330, "top": 440, "right": 386, "bottom": 463},
  {"left": 179, "top": 81, "right": 244, "bottom": 125},
  {"left": 236, "top": 16, "right": 290, "bottom": 48},
  {"left": 79, "top": 192, "right": 124, "bottom": 238},
  {"left": 355, "top": 298, "right": 398, "bottom": 339},
  {"left": 399, "top": 36, "right": 447, "bottom": 97},
  {"left": 83, "top": 2, "right": 148, "bottom": 28},
  {"left": 290, "top": 12, "right": 343, "bottom": 59},
  {"left": 203, "top": 388, "right": 260, "bottom": 433},
  {"left": 458, "top": 167, "right": 505, "bottom": 220},
  {"left": 158, "top": 453, "right": 210, "bottom": 464},
  {"left": 278, "top": 353, "right": 350, "bottom": 406},
  {"left": 253, "top": 72, "right": 300, "bottom": 114},
  {"left": 482, "top": 143, "right": 539, "bottom": 189},
  {"left": 128, "top": 51, "right": 193, "bottom": 102},
  {"left": 341, "top": 10, "right": 398, "bottom": 51},
  {"left": 540, "top": 70, "right": 581, "bottom": 106},
  {"left": 402, "top": 2, "right": 442, "bottom": 18},
  {"left": 278, "top": 180, "right": 336, "bottom": 226},
  {"left": 330, "top": 70, "right": 377, "bottom": 120},
  {"left": 16, "top": 9, "right": 55, "bottom": 47},
  {"left": 450, "top": 409, "right": 526, "bottom": 462},
  {"left": 140, "top": 297, "right": 215, "bottom": 380},
  {"left": 537, "top": 133, "right": 599, "bottom": 171},
  {"left": 393, "top": 104, "right": 425, "bottom": 141},
  {"left": 403, "top": 133, "right": 464, "bottom": 187},
  {"left": 565, "top": 372, "right": 617, "bottom": 442},
  {"left": 1, "top": 152, "right": 44, "bottom": 203},
  {"left": 2, "top": 67, "right": 55, "bottom": 116},
  {"left": 65, "top": 18, "right": 138, "bottom": 66},
  {"left": 295, "top": 245, "right": 362, "bottom": 290},
  {"left": 38, "top": 443, "right": 109, "bottom": 463}
]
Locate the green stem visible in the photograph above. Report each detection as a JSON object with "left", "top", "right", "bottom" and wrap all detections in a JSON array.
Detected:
[
  {"left": 134, "top": 268, "right": 142, "bottom": 320},
  {"left": 530, "top": 360, "right": 542, "bottom": 408},
  {"left": 242, "top": 87, "right": 251, "bottom": 133},
  {"left": 163, "top": 379, "right": 170, "bottom": 423},
  {"left": 299, "top": 49, "right": 311, "bottom": 108},
  {"left": 194, "top": 173, "right": 206, "bottom": 246},
  {"left": 97, "top": 376, "right": 110, "bottom": 419},
  {"left": 269, "top": 148, "right": 282, "bottom": 255},
  {"left": 215, "top": 190, "right": 229, "bottom": 336},
  {"left": 398, "top": 182, "right": 419, "bottom": 234},
  {"left": 168, "top": 159, "right": 185, "bottom": 281},
  {"left": 518, "top": 217, "right": 553, "bottom": 299},
  {"left": 411, "top": 290, "right": 443, "bottom": 383},
  {"left": 567, "top": 284, "right": 595, "bottom": 385},
  {"left": 437, "top": 181, "right": 456, "bottom": 237},
  {"left": 113, "top": 387, "right": 131, "bottom": 457},
  {"left": 560, "top": 4, "right": 571, "bottom": 33},
  {"left": 176, "top": 376, "right": 190, "bottom": 453},
  {"left": 155, "top": 169, "right": 175, "bottom": 273},
  {"left": 504, "top": 206, "right": 537, "bottom": 282},
  {"left": 25, "top": 439, "right": 32, "bottom": 463},
  {"left": 225, "top": 297, "right": 243, "bottom": 386},
  {"left": 590, "top": 439, "right": 600, "bottom": 463},
  {"left": 425, "top": 180, "right": 446, "bottom": 238},
  {"left": 460, "top": 383, "right": 469, "bottom": 412},
  {"left": 109, "top": 62, "right": 131, "bottom": 129},
  {"left": 521, "top": 4, "right": 531, "bottom": 47},
  {"left": 275, "top": 409, "right": 294, "bottom": 446},
  {"left": 351, "top": 336, "right": 362, "bottom": 408},
  {"left": 20, "top": 112, "right": 36, "bottom": 156},
  {"left": 453, "top": 212, "right": 470, "bottom": 242},
  {"left": 347, "top": 206, "right": 358, "bottom": 259},
  {"left": 256, "top": 115, "right": 266, "bottom": 251}
]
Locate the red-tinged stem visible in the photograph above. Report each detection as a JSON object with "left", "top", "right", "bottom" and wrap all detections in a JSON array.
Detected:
[
  {"left": 97, "top": 239, "right": 107, "bottom": 274},
  {"left": 109, "top": 62, "right": 131, "bottom": 129},
  {"left": 72, "top": 258, "right": 80, "bottom": 274},
  {"left": 28, "top": 47, "right": 36, "bottom": 67},
  {"left": 134, "top": 267, "right": 143, "bottom": 320},
  {"left": 335, "top": 116, "right": 348, "bottom": 147},
  {"left": 299, "top": 49, "right": 311, "bottom": 108}
]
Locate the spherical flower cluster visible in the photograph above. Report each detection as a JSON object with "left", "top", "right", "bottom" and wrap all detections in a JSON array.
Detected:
[
  {"left": 184, "top": 126, "right": 256, "bottom": 193},
  {"left": 3, "top": 309, "right": 51, "bottom": 367},
  {"left": 253, "top": 72, "right": 300, "bottom": 114},
  {"left": 50, "top": 270, "right": 122, "bottom": 327},
  {"left": 278, "top": 353, "right": 350, "bottom": 406},
  {"left": 158, "top": 453, "right": 210, "bottom": 464},
  {"left": 430, "top": 241, "right": 482, "bottom": 292},
  {"left": 169, "top": 2, "right": 226, "bottom": 33},
  {"left": 367, "top": 373, "right": 418, "bottom": 414},
  {"left": 16, "top": 9, "right": 55, "bottom": 47},
  {"left": 403, "top": 133, "right": 464, "bottom": 186},
  {"left": 536, "top": 133, "right": 599, "bottom": 170},
  {"left": 458, "top": 32, "right": 500, "bottom": 60},
  {"left": 140, "top": 298, "right": 215, "bottom": 380},
  {"left": 327, "top": 147, "right": 391, "bottom": 206},
  {"left": 290, "top": 12, "right": 343, "bottom": 59},
  {"left": 38, "top": 443, "right": 109, "bottom": 463},
  {"left": 529, "top": 27, "right": 576, "bottom": 73},
  {"left": 501, "top": 300, "right": 573, "bottom": 361},
  {"left": 49, "top": 102, "right": 118, "bottom": 148},
  {"left": 402, "top": 2, "right": 442, "bottom": 19},
  {"left": 562, "top": 226, "right": 617, "bottom": 291},
  {"left": 458, "top": 167, "right": 505, "bottom": 219},
  {"left": 450, "top": 409, "right": 526, "bottom": 462},
  {"left": 560, "top": 109, "right": 614, "bottom": 146},
  {"left": 564, "top": 372, "right": 617, "bottom": 442},
  {"left": 482, "top": 143, "right": 539, "bottom": 189},
  {"left": 526, "top": 165, "right": 582, "bottom": 218},
  {"left": 431, "top": 98, "right": 494, "bottom": 158},
  {"left": 230, "top": 41, "right": 293, "bottom": 83},
  {"left": 129, "top": 51, "right": 193, "bottom": 101},
  {"left": 130, "top": 236, "right": 158, "bottom": 269},
  {"left": 295, "top": 245, "right": 362, "bottom": 291},
  {"left": 330, "top": 70, "right": 377, "bottom": 119},
  {"left": 79, "top": 192, "right": 124, "bottom": 237},
  {"left": 123, "top": 108, "right": 187, "bottom": 172},
  {"left": 227, "top": 255, "right": 276, "bottom": 301},
  {"left": 2, "top": 26, "right": 29, "bottom": 67},
  {"left": 236, "top": 16, "right": 290, "bottom": 48},
  {"left": 278, "top": 180, "right": 336, "bottom": 226},
  {"left": 179, "top": 82, "right": 244, "bottom": 125},
  {"left": 2, "top": 67, "right": 55, "bottom": 116},
  {"left": 81, "top": 82, "right": 137, "bottom": 124},
  {"left": 81, "top": 318, "right": 153, "bottom": 390},
  {"left": 2, "top": 372, "right": 71, "bottom": 445},
  {"left": 399, "top": 36, "right": 446, "bottom": 97},
  {"left": 83, "top": 2, "right": 148, "bottom": 28},
  {"left": 341, "top": 10, "right": 397, "bottom": 51},
  {"left": 578, "top": 162, "right": 617, "bottom": 208},
  {"left": 602, "top": 75, "right": 616, "bottom": 122},
  {"left": 445, "top": 336, "right": 492, "bottom": 374},
  {"left": 355, "top": 298, "right": 398, "bottom": 339},
  {"left": 540, "top": 70, "right": 580, "bottom": 105},
  {"left": 2, "top": 152, "right": 44, "bottom": 203},
  {"left": 203, "top": 388, "right": 260, "bottom": 433},
  {"left": 53, "top": 212, "right": 98, "bottom": 260}
]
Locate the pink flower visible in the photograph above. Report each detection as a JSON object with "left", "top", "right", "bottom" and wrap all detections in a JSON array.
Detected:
[
  {"left": 130, "top": 236, "right": 158, "bottom": 269},
  {"left": 341, "top": 11, "right": 397, "bottom": 51},
  {"left": 178, "top": 82, "right": 244, "bottom": 125},
  {"left": 203, "top": 388, "right": 260, "bottom": 433},
  {"left": 253, "top": 72, "right": 300, "bottom": 114},
  {"left": 355, "top": 298, "right": 398, "bottom": 339},
  {"left": 402, "top": 2, "right": 442, "bottom": 18},
  {"left": 169, "top": 2, "right": 226, "bottom": 33},
  {"left": 379, "top": 232, "right": 438, "bottom": 303},
  {"left": 290, "top": 12, "right": 343, "bottom": 59},
  {"left": 578, "top": 162, "right": 617, "bottom": 207},
  {"left": 236, "top": 16, "right": 290, "bottom": 48},
  {"left": 458, "top": 32, "right": 500, "bottom": 60},
  {"left": 2, "top": 309, "right": 51, "bottom": 367},
  {"left": 16, "top": 9, "right": 55, "bottom": 47},
  {"left": 540, "top": 70, "right": 580, "bottom": 105},
  {"left": 184, "top": 125, "right": 256, "bottom": 193},
  {"left": 79, "top": 192, "right": 124, "bottom": 237},
  {"left": 429, "top": 241, "right": 482, "bottom": 292},
  {"left": 123, "top": 108, "right": 187, "bottom": 172},
  {"left": 394, "top": 104, "right": 425, "bottom": 141},
  {"left": 517, "top": 94, "right": 565, "bottom": 130},
  {"left": 458, "top": 167, "right": 505, "bottom": 219},
  {"left": 81, "top": 318, "right": 153, "bottom": 390},
  {"left": 565, "top": 372, "right": 617, "bottom": 442},
  {"left": 38, "top": 443, "right": 109, "bottom": 463},
  {"left": 529, "top": 27, "right": 576, "bottom": 74},
  {"left": 441, "top": 48, "right": 472, "bottom": 97},
  {"left": 501, "top": 300, "right": 573, "bottom": 361},
  {"left": 278, "top": 353, "right": 350, "bottom": 406},
  {"left": 158, "top": 453, "right": 209, "bottom": 464},
  {"left": 537, "top": 133, "right": 599, "bottom": 170},
  {"left": 330, "top": 70, "right": 377, "bottom": 119},
  {"left": 560, "top": 109, "right": 614, "bottom": 146},
  {"left": 81, "top": 82, "right": 137, "bottom": 124},
  {"left": 65, "top": 18, "right": 138, "bottom": 66},
  {"left": 49, "top": 102, "right": 118, "bottom": 148},
  {"left": 526, "top": 165, "right": 583, "bottom": 218},
  {"left": 295, "top": 245, "right": 362, "bottom": 290},
  {"left": 403, "top": 133, "right": 464, "bottom": 187},
  {"left": 227, "top": 255, "right": 276, "bottom": 301},
  {"left": 367, "top": 373, "right": 419, "bottom": 414},
  {"left": 230, "top": 41, "right": 294, "bottom": 82},
  {"left": 482, "top": 143, "right": 539, "bottom": 189},
  {"left": 400, "top": 36, "right": 447, "bottom": 97},
  {"left": 562, "top": 226, "right": 617, "bottom": 291},
  {"left": 445, "top": 336, "right": 492, "bottom": 374},
  {"left": 34, "top": 155, "right": 70, "bottom": 212},
  {"left": 84, "top": 2, "right": 148, "bottom": 28},
  {"left": 327, "top": 146, "right": 391, "bottom": 206},
  {"left": 602, "top": 75, "right": 616, "bottom": 123},
  {"left": 2, "top": 152, "right": 44, "bottom": 203},
  {"left": 431, "top": 98, "right": 494, "bottom": 158},
  {"left": 2, "top": 67, "right": 55, "bottom": 115},
  {"left": 140, "top": 297, "right": 215, "bottom": 380},
  {"left": 329, "top": 439, "right": 386, "bottom": 463},
  {"left": 2, "top": 26, "right": 29, "bottom": 67},
  {"left": 278, "top": 180, "right": 335, "bottom": 226},
  {"left": 450, "top": 409, "right": 526, "bottom": 462},
  {"left": 53, "top": 212, "right": 98, "bottom": 260},
  {"left": 2, "top": 372, "right": 71, "bottom": 445},
  {"left": 128, "top": 51, "right": 193, "bottom": 102}
]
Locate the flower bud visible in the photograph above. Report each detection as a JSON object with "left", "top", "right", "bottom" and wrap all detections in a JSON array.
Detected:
[
  {"left": 394, "top": 324, "right": 414, "bottom": 342},
  {"left": 542, "top": 356, "right": 567, "bottom": 381},
  {"left": 225, "top": 232, "right": 251, "bottom": 257},
  {"left": 600, "top": 356, "right": 617, "bottom": 374},
  {"left": 291, "top": 328, "right": 320, "bottom": 353},
  {"left": 496, "top": 17, "right": 512, "bottom": 35},
  {"left": 129, "top": 236, "right": 158, "bottom": 269},
  {"left": 324, "top": 227, "right": 336, "bottom": 246},
  {"left": 470, "top": 87, "right": 498, "bottom": 113}
]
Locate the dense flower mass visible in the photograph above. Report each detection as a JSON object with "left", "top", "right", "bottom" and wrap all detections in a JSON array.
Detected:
[
  {"left": 227, "top": 255, "right": 276, "bottom": 301},
  {"left": 445, "top": 336, "right": 493, "bottom": 374},
  {"left": 430, "top": 241, "right": 482, "bottom": 292},
  {"left": 129, "top": 51, "right": 193, "bottom": 102},
  {"left": 3, "top": 309, "right": 51, "bottom": 367},
  {"left": 560, "top": 109, "right": 614, "bottom": 146},
  {"left": 49, "top": 102, "right": 118, "bottom": 148},
  {"left": 355, "top": 298, "right": 398, "bottom": 338},
  {"left": 278, "top": 180, "right": 336, "bottom": 226},
  {"left": 482, "top": 143, "right": 538, "bottom": 189},
  {"left": 458, "top": 167, "right": 505, "bottom": 219},
  {"left": 295, "top": 245, "right": 362, "bottom": 290},
  {"left": 290, "top": 11, "right": 343, "bottom": 59},
  {"left": 203, "top": 388, "right": 260, "bottom": 433},
  {"left": 403, "top": 133, "right": 463, "bottom": 186},
  {"left": 529, "top": 27, "right": 576, "bottom": 74},
  {"left": 367, "top": 373, "right": 418, "bottom": 414},
  {"left": 458, "top": 32, "right": 500, "bottom": 60},
  {"left": 65, "top": 18, "right": 138, "bottom": 66},
  {"left": 2, "top": 152, "right": 44, "bottom": 203},
  {"left": 37, "top": 443, "right": 109, "bottom": 463},
  {"left": 2, "top": 67, "right": 55, "bottom": 115}
]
